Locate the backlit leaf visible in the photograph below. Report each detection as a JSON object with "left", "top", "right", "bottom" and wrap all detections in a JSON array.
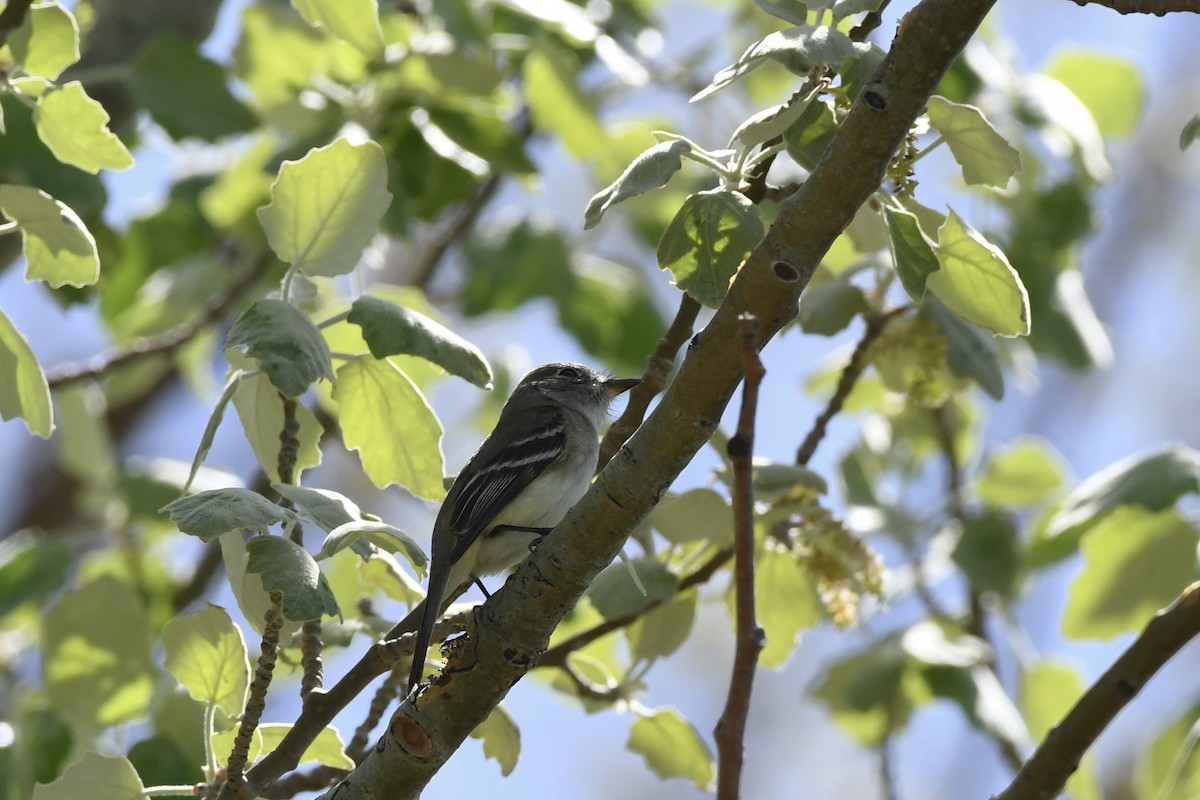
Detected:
[
  {"left": 162, "top": 605, "right": 249, "bottom": 715},
  {"left": 927, "top": 211, "right": 1030, "bottom": 337},
  {"left": 348, "top": 296, "right": 492, "bottom": 388},
  {"left": 627, "top": 707, "right": 714, "bottom": 788},
  {"left": 33, "top": 82, "right": 132, "bottom": 173},
  {"left": 0, "top": 309, "right": 53, "bottom": 437},
  {"left": 926, "top": 96, "right": 1021, "bottom": 188},
  {"left": 657, "top": 189, "right": 764, "bottom": 308}
]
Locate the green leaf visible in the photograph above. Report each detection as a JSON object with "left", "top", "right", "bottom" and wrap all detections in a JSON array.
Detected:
[
  {"left": 348, "top": 296, "right": 492, "bottom": 388},
  {"left": 885, "top": 205, "right": 939, "bottom": 300},
  {"left": 588, "top": 559, "right": 677, "bottom": 619},
  {"left": 231, "top": 368, "right": 324, "bottom": 481},
  {"left": 0, "top": 185, "right": 98, "bottom": 288},
  {"left": 731, "top": 83, "right": 822, "bottom": 148},
  {"left": 555, "top": 257, "right": 664, "bottom": 373},
  {"left": 1182, "top": 114, "right": 1200, "bottom": 151},
  {"left": 1019, "top": 661, "right": 1082, "bottom": 740},
  {"left": 317, "top": 520, "right": 427, "bottom": 575},
  {"left": 8, "top": 2, "right": 80, "bottom": 80},
  {"left": 31, "top": 752, "right": 143, "bottom": 800},
  {"left": 1062, "top": 506, "right": 1198, "bottom": 640},
  {"left": 646, "top": 488, "right": 733, "bottom": 547},
  {"left": 812, "top": 642, "right": 912, "bottom": 746},
  {"left": 523, "top": 39, "right": 606, "bottom": 159},
  {"left": 462, "top": 219, "right": 575, "bottom": 316},
  {"left": 245, "top": 535, "right": 340, "bottom": 622},
  {"left": 797, "top": 277, "right": 867, "bottom": 336},
  {"left": 162, "top": 604, "right": 249, "bottom": 715},
  {"left": 927, "top": 211, "right": 1030, "bottom": 337},
  {"left": 333, "top": 356, "right": 445, "bottom": 499},
  {"left": 184, "top": 370, "right": 243, "bottom": 492},
  {"left": 470, "top": 705, "right": 521, "bottom": 777},
  {"left": 212, "top": 723, "right": 354, "bottom": 771},
  {"left": 271, "top": 483, "right": 361, "bottom": 532},
  {"left": 1038, "top": 445, "right": 1200, "bottom": 563},
  {"left": 0, "top": 534, "right": 71, "bottom": 618},
  {"left": 42, "top": 576, "right": 154, "bottom": 730},
  {"left": 782, "top": 96, "right": 837, "bottom": 170},
  {"left": 163, "top": 488, "right": 298, "bottom": 541},
  {"left": 33, "top": 82, "right": 132, "bottom": 173},
  {"left": 951, "top": 510, "right": 1020, "bottom": 601},
  {"left": 925, "top": 96, "right": 1021, "bottom": 188},
  {"left": 293, "top": 0, "right": 384, "bottom": 58},
  {"left": 9, "top": 704, "right": 74, "bottom": 792},
  {"left": 694, "top": 24, "right": 859, "bottom": 102},
  {"left": 1045, "top": 51, "right": 1142, "bottom": 139},
  {"left": 0, "top": 309, "right": 53, "bottom": 438},
  {"left": 584, "top": 140, "right": 691, "bottom": 230},
  {"left": 54, "top": 383, "right": 115, "bottom": 486},
  {"left": 977, "top": 436, "right": 1065, "bottom": 507},
  {"left": 226, "top": 299, "right": 334, "bottom": 397},
  {"left": 1136, "top": 702, "right": 1200, "bottom": 800},
  {"left": 626, "top": 590, "right": 698, "bottom": 662},
  {"left": 257, "top": 138, "right": 391, "bottom": 278},
  {"left": 753, "top": 0, "right": 809, "bottom": 25},
  {"left": 752, "top": 543, "right": 820, "bottom": 667},
  {"left": 626, "top": 708, "right": 714, "bottom": 789},
  {"left": 657, "top": 189, "right": 764, "bottom": 308},
  {"left": 920, "top": 664, "right": 1028, "bottom": 752},
  {"left": 922, "top": 300, "right": 1005, "bottom": 400},
  {"left": 131, "top": 33, "right": 257, "bottom": 142}
]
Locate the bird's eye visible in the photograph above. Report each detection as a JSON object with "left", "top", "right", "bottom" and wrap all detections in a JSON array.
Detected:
[{"left": 558, "top": 367, "right": 580, "bottom": 379}]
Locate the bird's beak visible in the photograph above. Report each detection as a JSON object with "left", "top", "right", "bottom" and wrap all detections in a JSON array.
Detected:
[{"left": 604, "top": 377, "right": 640, "bottom": 396}]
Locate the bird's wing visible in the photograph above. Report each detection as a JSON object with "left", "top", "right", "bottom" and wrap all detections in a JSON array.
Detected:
[{"left": 444, "top": 403, "right": 567, "bottom": 563}]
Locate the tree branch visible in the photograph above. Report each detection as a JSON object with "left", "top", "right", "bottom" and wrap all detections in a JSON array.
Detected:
[
  {"left": 304, "top": 1, "right": 999, "bottom": 796},
  {"left": 994, "top": 580, "right": 1200, "bottom": 800},
  {"left": 714, "top": 315, "right": 766, "bottom": 800},
  {"left": 1065, "top": 0, "right": 1199, "bottom": 13}
]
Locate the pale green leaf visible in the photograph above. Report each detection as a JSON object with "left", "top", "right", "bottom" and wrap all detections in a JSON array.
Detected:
[
  {"left": 231, "top": 368, "right": 324, "bottom": 481},
  {"left": 977, "top": 436, "right": 1065, "bottom": 507},
  {"left": 657, "top": 189, "right": 764, "bottom": 308},
  {"left": 1045, "top": 51, "right": 1142, "bottom": 139},
  {"left": 626, "top": 590, "right": 698, "bottom": 662},
  {"left": 257, "top": 138, "right": 391, "bottom": 278},
  {"left": 271, "top": 483, "right": 361, "bottom": 533},
  {"left": 1182, "top": 114, "right": 1200, "bottom": 151},
  {"left": 31, "top": 752, "right": 142, "bottom": 800},
  {"left": 347, "top": 296, "right": 492, "bottom": 389},
  {"left": 333, "top": 356, "right": 445, "bottom": 499},
  {"left": 245, "top": 535, "right": 340, "bottom": 622},
  {"left": 33, "top": 82, "right": 132, "bottom": 173},
  {"left": 1063, "top": 506, "right": 1199, "bottom": 640},
  {"left": 646, "top": 488, "right": 733, "bottom": 546},
  {"left": 42, "top": 576, "right": 155, "bottom": 730},
  {"left": 798, "top": 278, "right": 867, "bottom": 336},
  {"left": 753, "top": 0, "right": 809, "bottom": 24},
  {"left": 226, "top": 299, "right": 334, "bottom": 396},
  {"left": 694, "top": 24, "right": 859, "bottom": 102},
  {"left": 923, "top": 300, "right": 1004, "bottom": 400},
  {"left": 951, "top": 510, "right": 1020, "bottom": 600},
  {"left": 1037, "top": 445, "right": 1200, "bottom": 564},
  {"left": 185, "top": 370, "right": 244, "bottom": 492},
  {"left": 587, "top": 559, "right": 677, "bottom": 619},
  {"left": 627, "top": 707, "right": 714, "bottom": 788},
  {"left": 317, "top": 520, "right": 427, "bottom": 575},
  {"left": 212, "top": 723, "right": 354, "bottom": 770},
  {"left": 163, "top": 488, "right": 298, "bottom": 541},
  {"left": 0, "top": 309, "right": 53, "bottom": 438},
  {"left": 752, "top": 542, "right": 820, "bottom": 667},
  {"left": 885, "top": 205, "right": 938, "bottom": 300},
  {"left": 584, "top": 139, "right": 691, "bottom": 229},
  {"left": 523, "top": 40, "right": 606, "bottom": 159},
  {"left": 811, "top": 643, "right": 912, "bottom": 746},
  {"left": 162, "top": 605, "right": 249, "bottom": 715},
  {"left": 0, "top": 185, "right": 98, "bottom": 287},
  {"left": 8, "top": 2, "right": 80, "bottom": 80},
  {"left": 926, "top": 96, "right": 1021, "bottom": 188},
  {"left": 928, "top": 211, "right": 1030, "bottom": 337},
  {"left": 54, "top": 383, "right": 115, "bottom": 485},
  {"left": 293, "top": 0, "right": 384, "bottom": 58},
  {"left": 470, "top": 705, "right": 521, "bottom": 777}
]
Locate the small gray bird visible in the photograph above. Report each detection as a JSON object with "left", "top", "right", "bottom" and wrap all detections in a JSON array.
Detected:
[{"left": 408, "top": 362, "right": 638, "bottom": 690}]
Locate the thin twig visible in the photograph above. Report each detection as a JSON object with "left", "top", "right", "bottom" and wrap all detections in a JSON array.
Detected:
[
  {"left": 598, "top": 294, "right": 701, "bottom": 470},
  {"left": 796, "top": 309, "right": 906, "bottom": 467},
  {"left": 47, "top": 252, "right": 273, "bottom": 390},
  {"left": 995, "top": 581, "right": 1200, "bottom": 800},
  {"left": 714, "top": 315, "right": 766, "bottom": 800},
  {"left": 261, "top": 766, "right": 345, "bottom": 799},
  {"left": 346, "top": 662, "right": 409, "bottom": 763},
  {"left": 223, "top": 594, "right": 285, "bottom": 797}
]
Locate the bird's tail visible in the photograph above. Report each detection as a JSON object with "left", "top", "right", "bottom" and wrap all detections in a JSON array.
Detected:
[{"left": 407, "top": 566, "right": 452, "bottom": 692}]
